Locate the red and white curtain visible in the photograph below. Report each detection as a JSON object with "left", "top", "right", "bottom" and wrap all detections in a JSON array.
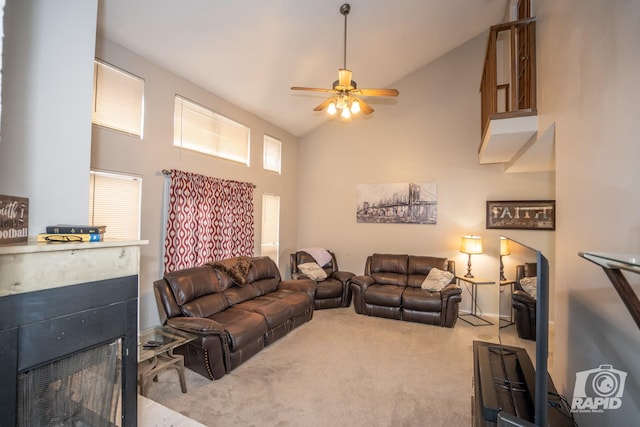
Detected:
[{"left": 163, "top": 169, "right": 254, "bottom": 273}]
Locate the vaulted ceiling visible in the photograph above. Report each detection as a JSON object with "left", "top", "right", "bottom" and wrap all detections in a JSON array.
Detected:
[{"left": 97, "top": 0, "right": 507, "bottom": 137}]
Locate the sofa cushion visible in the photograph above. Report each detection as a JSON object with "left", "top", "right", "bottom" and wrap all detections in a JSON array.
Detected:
[
  {"left": 403, "top": 287, "right": 443, "bottom": 312},
  {"left": 268, "top": 289, "right": 313, "bottom": 317},
  {"left": 364, "top": 284, "right": 404, "bottom": 307},
  {"left": 407, "top": 256, "right": 450, "bottom": 287},
  {"left": 297, "top": 262, "right": 328, "bottom": 281},
  {"left": 223, "top": 285, "right": 259, "bottom": 306},
  {"left": 370, "top": 254, "right": 409, "bottom": 274},
  {"left": 420, "top": 268, "right": 454, "bottom": 291},
  {"left": 164, "top": 265, "right": 221, "bottom": 305},
  {"left": 209, "top": 307, "right": 267, "bottom": 351},
  {"left": 315, "top": 277, "right": 343, "bottom": 299},
  {"left": 236, "top": 297, "right": 292, "bottom": 329},
  {"left": 181, "top": 293, "right": 230, "bottom": 318}
]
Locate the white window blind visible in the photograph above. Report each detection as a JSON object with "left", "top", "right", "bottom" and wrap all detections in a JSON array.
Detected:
[
  {"left": 260, "top": 194, "right": 280, "bottom": 264},
  {"left": 263, "top": 135, "right": 282, "bottom": 174},
  {"left": 174, "top": 96, "right": 250, "bottom": 165},
  {"left": 92, "top": 60, "right": 144, "bottom": 138},
  {"left": 88, "top": 170, "right": 142, "bottom": 240}
]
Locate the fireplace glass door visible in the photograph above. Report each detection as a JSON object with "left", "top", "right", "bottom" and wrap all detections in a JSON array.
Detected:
[{"left": 17, "top": 338, "right": 122, "bottom": 427}]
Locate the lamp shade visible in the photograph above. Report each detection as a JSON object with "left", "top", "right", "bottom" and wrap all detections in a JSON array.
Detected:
[
  {"left": 460, "top": 235, "right": 483, "bottom": 255},
  {"left": 500, "top": 237, "right": 511, "bottom": 256}
]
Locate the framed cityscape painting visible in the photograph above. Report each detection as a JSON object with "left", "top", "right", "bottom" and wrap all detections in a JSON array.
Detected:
[{"left": 356, "top": 182, "right": 437, "bottom": 224}]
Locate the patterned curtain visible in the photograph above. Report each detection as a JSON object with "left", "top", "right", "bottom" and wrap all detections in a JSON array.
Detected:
[{"left": 163, "top": 169, "right": 254, "bottom": 273}]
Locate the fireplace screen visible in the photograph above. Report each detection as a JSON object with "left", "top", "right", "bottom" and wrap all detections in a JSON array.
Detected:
[{"left": 17, "top": 339, "right": 122, "bottom": 427}]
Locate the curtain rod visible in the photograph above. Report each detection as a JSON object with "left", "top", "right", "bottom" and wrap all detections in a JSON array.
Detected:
[{"left": 161, "top": 169, "right": 256, "bottom": 188}]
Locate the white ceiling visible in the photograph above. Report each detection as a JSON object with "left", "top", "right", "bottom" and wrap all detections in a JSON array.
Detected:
[{"left": 97, "top": 0, "right": 507, "bottom": 137}]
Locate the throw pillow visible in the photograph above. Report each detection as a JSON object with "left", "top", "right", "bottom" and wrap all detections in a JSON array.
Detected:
[
  {"left": 421, "top": 267, "right": 454, "bottom": 291},
  {"left": 520, "top": 277, "right": 537, "bottom": 299},
  {"left": 212, "top": 256, "right": 252, "bottom": 286},
  {"left": 297, "top": 262, "right": 328, "bottom": 281}
]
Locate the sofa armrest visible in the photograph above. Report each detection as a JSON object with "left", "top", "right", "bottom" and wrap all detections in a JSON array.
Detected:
[
  {"left": 350, "top": 274, "right": 374, "bottom": 289},
  {"left": 332, "top": 270, "right": 355, "bottom": 283},
  {"left": 440, "top": 283, "right": 462, "bottom": 298},
  {"left": 512, "top": 290, "right": 536, "bottom": 307},
  {"left": 350, "top": 275, "right": 375, "bottom": 314},
  {"left": 280, "top": 278, "right": 317, "bottom": 299},
  {"left": 166, "top": 317, "right": 225, "bottom": 335}
]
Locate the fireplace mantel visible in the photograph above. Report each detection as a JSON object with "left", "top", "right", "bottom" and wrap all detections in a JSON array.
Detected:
[{"left": 0, "top": 239, "right": 148, "bottom": 297}]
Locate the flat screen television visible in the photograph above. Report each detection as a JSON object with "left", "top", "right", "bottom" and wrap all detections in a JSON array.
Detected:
[{"left": 474, "top": 237, "right": 554, "bottom": 426}]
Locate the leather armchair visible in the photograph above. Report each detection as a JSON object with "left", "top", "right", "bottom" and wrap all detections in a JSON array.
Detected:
[
  {"left": 512, "top": 263, "right": 537, "bottom": 340},
  {"left": 290, "top": 250, "right": 355, "bottom": 309}
]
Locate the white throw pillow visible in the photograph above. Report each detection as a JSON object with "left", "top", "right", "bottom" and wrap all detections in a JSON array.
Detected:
[
  {"left": 520, "top": 277, "right": 537, "bottom": 299},
  {"left": 297, "top": 262, "right": 328, "bottom": 281},
  {"left": 421, "top": 268, "right": 454, "bottom": 291}
]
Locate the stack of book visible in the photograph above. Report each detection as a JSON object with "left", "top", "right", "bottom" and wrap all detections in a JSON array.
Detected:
[{"left": 37, "top": 224, "right": 107, "bottom": 243}]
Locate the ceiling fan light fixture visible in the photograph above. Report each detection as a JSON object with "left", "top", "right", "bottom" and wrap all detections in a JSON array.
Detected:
[
  {"left": 290, "top": 3, "right": 398, "bottom": 119},
  {"left": 350, "top": 99, "right": 361, "bottom": 114}
]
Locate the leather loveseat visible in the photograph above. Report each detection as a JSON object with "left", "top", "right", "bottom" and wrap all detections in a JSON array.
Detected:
[
  {"left": 153, "top": 256, "right": 316, "bottom": 379},
  {"left": 350, "top": 254, "right": 462, "bottom": 328}
]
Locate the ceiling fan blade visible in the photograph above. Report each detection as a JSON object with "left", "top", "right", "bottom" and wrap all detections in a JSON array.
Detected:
[
  {"left": 338, "top": 69, "right": 353, "bottom": 88},
  {"left": 356, "top": 88, "right": 400, "bottom": 97},
  {"left": 355, "top": 98, "right": 374, "bottom": 115},
  {"left": 313, "top": 97, "right": 338, "bottom": 112},
  {"left": 290, "top": 86, "right": 336, "bottom": 93}
]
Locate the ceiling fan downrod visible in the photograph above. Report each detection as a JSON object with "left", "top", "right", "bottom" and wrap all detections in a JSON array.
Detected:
[{"left": 340, "top": 3, "right": 350, "bottom": 70}]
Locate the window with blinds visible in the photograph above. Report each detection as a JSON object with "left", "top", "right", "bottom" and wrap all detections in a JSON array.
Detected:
[
  {"left": 260, "top": 194, "right": 280, "bottom": 264},
  {"left": 263, "top": 135, "right": 282, "bottom": 174},
  {"left": 173, "top": 96, "right": 250, "bottom": 165},
  {"left": 92, "top": 60, "right": 144, "bottom": 138},
  {"left": 88, "top": 170, "right": 142, "bottom": 240}
]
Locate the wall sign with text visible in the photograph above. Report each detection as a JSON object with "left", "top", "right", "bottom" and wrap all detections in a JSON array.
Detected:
[
  {"left": 0, "top": 194, "right": 29, "bottom": 244},
  {"left": 486, "top": 200, "right": 555, "bottom": 230}
]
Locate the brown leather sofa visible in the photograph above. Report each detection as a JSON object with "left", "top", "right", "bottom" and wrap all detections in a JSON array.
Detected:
[
  {"left": 153, "top": 256, "right": 316, "bottom": 379},
  {"left": 290, "top": 250, "right": 355, "bottom": 309},
  {"left": 350, "top": 254, "right": 462, "bottom": 328},
  {"left": 512, "top": 263, "right": 537, "bottom": 340}
]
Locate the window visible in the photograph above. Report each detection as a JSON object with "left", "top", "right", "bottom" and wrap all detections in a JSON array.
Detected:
[
  {"left": 92, "top": 60, "right": 144, "bottom": 138},
  {"left": 88, "top": 170, "right": 142, "bottom": 240},
  {"left": 261, "top": 194, "right": 280, "bottom": 264},
  {"left": 173, "top": 96, "right": 250, "bottom": 165},
  {"left": 263, "top": 135, "right": 282, "bottom": 174}
]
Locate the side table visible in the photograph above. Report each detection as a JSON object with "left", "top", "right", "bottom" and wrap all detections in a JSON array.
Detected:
[
  {"left": 499, "top": 280, "right": 516, "bottom": 328},
  {"left": 456, "top": 276, "right": 495, "bottom": 326},
  {"left": 138, "top": 326, "right": 197, "bottom": 397}
]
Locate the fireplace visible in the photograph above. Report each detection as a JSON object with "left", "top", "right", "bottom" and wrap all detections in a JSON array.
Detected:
[{"left": 0, "top": 240, "right": 145, "bottom": 426}]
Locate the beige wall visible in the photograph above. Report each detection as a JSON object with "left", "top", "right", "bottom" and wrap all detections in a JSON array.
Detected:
[
  {"left": 93, "top": 37, "right": 300, "bottom": 329},
  {"left": 537, "top": 0, "right": 640, "bottom": 424},
  {"left": 0, "top": 0, "right": 97, "bottom": 228},
  {"left": 297, "top": 33, "right": 555, "bottom": 318}
]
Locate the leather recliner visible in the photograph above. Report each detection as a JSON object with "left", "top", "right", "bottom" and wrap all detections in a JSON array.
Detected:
[
  {"left": 512, "top": 263, "right": 537, "bottom": 340},
  {"left": 290, "top": 250, "right": 355, "bottom": 309}
]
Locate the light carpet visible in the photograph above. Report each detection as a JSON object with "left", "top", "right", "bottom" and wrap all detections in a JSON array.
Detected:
[{"left": 145, "top": 308, "right": 506, "bottom": 427}]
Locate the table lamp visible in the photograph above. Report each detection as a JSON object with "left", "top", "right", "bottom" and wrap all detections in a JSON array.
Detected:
[
  {"left": 460, "top": 235, "right": 483, "bottom": 278},
  {"left": 500, "top": 236, "right": 511, "bottom": 281}
]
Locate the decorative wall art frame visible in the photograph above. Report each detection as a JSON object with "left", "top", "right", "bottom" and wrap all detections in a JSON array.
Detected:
[
  {"left": 356, "top": 182, "right": 437, "bottom": 224},
  {"left": 486, "top": 200, "right": 555, "bottom": 230}
]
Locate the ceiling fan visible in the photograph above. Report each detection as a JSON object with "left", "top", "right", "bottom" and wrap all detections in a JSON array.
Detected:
[{"left": 291, "top": 3, "right": 399, "bottom": 119}]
